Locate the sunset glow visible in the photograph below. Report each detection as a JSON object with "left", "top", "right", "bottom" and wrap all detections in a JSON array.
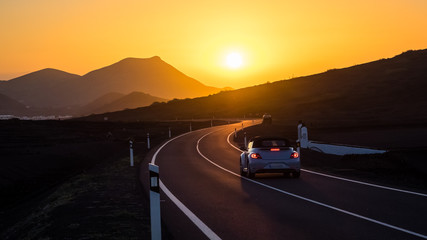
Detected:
[
  {"left": 225, "top": 52, "right": 243, "bottom": 69},
  {"left": 0, "top": 0, "right": 426, "bottom": 88}
]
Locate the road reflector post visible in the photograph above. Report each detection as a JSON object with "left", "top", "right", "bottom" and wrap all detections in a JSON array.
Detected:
[
  {"left": 129, "top": 140, "right": 134, "bottom": 167},
  {"left": 147, "top": 133, "right": 151, "bottom": 149},
  {"left": 297, "top": 121, "right": 309, "bottom": 148},
  {"left": 300, "top": 126, "right": 308, "bottom": 148},
  {"left": 149, "top": 163, "right": 161, "bottom": 240},
  {"left": 168, "top": 127, "right": 171, "bottom": 138},
  {"left": 241, "top": 123, "right": 244, "bottom": 131},
  {"left": 234, "top": 128, "right": 237, "bottom": 138},
  {"left": 244, "top": 132, "right": 247, "bottom": 148}
]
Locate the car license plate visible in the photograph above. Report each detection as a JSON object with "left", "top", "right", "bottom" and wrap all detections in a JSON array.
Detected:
[{"left": 269, "top": 163, "right": 285, "bottom": 169}]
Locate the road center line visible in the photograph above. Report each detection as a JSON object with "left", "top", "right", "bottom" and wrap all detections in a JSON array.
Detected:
[
  {"left": 227, "top": 131, "right": 427, "bottom": 197},
  {"left": 196, "top": 129, "right": 427, "bottom": 239}
]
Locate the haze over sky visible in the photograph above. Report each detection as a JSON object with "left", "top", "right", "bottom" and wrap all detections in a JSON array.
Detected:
[{"left": 1, "top": 0, "right": 426, "bottom": 89}]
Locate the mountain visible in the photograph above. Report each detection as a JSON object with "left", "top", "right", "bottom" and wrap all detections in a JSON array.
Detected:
[
  {"left": 81, "top": 49, "right": 427, "bottom": 127},
  {"left": 0, "top": 93, "right": 28, "bottom": 115},
  {"left": 0, "top": 57, "right": 225, "bottom": 116},
  {"left": 56, "top": 56, "right": 222, "bottom": 106},
  {"left": 0, "top": 68, "right": 80, "bottom": 107},
  {"left": 79, "top": 91, "right": 167, "bottom": 115},
  {"left": 78, "top": 92, "right": 125, "bottom": 115}
]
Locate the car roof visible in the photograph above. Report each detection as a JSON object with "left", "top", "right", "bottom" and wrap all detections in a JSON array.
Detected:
[{"left": 249, "top": 136, "right": 291, "bottom": 148}]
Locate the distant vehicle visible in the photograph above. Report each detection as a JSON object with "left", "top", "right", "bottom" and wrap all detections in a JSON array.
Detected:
[
  {"left": 240, "top": 136, "right": 300, "bottom": 178},
  {"left": 262, "top": 114, "right": 272, "bottom": 125}
]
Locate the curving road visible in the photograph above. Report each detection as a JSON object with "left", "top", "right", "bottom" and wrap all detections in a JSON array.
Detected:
[{"left": 141, "top": 121, "right": 427, "bottom": 240}]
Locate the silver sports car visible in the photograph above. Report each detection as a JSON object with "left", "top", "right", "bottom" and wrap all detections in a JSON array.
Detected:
[{"left": 240, "top": 136, "right": 300, "bottom": 178}]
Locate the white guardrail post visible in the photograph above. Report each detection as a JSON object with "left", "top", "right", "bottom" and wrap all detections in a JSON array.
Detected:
[
  {"left": 297, "top": 121, "right": 309, "bottom": 149},
  {"left": 297, "top": 121, "right": 386, "bottom": 155},
  {"left": 149, "top": 163, "right": 161, "bottom": 240},
  {"left": 147, "top": 133, "right": 151, "bottom": 150},
  {"left": 129, "top": 140, "right": 134, "bottom": 167},
  {"left": 300, "top": 126, "right": 308, "bottom": 148}
]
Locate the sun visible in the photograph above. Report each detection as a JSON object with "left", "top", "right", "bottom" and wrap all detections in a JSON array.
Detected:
[{"left": 225, "top": 52, "right": 243, "bottom": 69}]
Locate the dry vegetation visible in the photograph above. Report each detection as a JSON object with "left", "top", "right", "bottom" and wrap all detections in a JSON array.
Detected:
[{"left": 0, "top": 119, "right": 228, "bottom": 239}]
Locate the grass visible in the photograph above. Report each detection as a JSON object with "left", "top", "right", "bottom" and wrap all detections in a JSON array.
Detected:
[
  {"left": 2, "top": 156, "right": 150, "bottom": 239},
  {"left": 1, "top": 119, "right": 230, "bottom": 239}
]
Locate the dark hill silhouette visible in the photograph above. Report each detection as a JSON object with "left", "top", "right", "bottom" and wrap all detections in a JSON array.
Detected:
[
  {"left": 0, "top": 68, "right": 80, "bottom": 107},
  {"left": 0, "top": 93, "right": 28, "bottom": 115},
  {"left": 0, "top": 57, "right": 227, "bottom": 115},
  {"left": 56, "top": 56, "right": 222, "bottom": 106},
  {"left": 79, "top": 91, "right": 167, "bottom": 116},
  {"left": 78, "top": 92, "right": 125, "bottom": 115},
  {"left": 81, "top": 49, "right": 427, "bottom": 127}
]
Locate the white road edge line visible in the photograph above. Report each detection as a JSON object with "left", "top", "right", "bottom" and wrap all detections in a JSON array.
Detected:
[
  {"left": 197, "top": 130, "right": 427, "bottom": 239},
  {"left": 227, "top": 131, "right": 427, "bottom": 198},
  {"left": 151, "top": 129, "right": 221, "bottom": 240},
  {"left": 300, "top": 169, "right": 427, "bottom": 197}
]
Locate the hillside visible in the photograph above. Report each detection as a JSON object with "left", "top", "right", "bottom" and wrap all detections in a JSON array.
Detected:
[
  {"left": 79, "top": 92, "right": 167, "bottom": 116},
  {"left": 81, "top": 49, "right": 427, "bottom": 127},
  {"left": 78, "top": 92, "right": 125, "bottom": 115},
  {"left": 0, "top": 93, "right": 27, "bottom": 115},
  {"left": 0, "top": 57, "right": 224, "bottom": 115},
  {"left": 0, "top": 69, "right": 80, "bottom": 108},
  {"left": 55, "top": 56, "right": 222, "bottom": 106}
]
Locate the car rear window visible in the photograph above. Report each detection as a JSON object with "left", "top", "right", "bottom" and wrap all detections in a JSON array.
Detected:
[{"left": 253, "top": 139, "right": 290, "bottom": 148}]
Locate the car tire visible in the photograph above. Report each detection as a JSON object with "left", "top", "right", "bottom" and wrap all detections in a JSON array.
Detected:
[
  {"left": 246, "top": 160, "right": 255, "bottom": 178},
  {"left": 240, "top": 159, "right": 245, "bottom": 176}
]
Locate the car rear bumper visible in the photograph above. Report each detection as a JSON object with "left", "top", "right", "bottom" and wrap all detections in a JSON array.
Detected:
[
  {"left": 249, "top": 159, "right": 300, "bottom": 174},
  {"left": 255, "top": 168, "right": 300, "bottom": 174}
]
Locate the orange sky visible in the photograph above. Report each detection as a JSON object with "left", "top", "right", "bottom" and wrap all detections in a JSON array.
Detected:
[{"left": 1, "top": 0, "right": 426, "bottom": 89}]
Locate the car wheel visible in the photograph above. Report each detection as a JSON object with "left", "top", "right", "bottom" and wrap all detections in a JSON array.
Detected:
[
  {"left": 246, "top": 160, "right": 255, "bottom": 178},
  {"left": 240, "top": 159, "right": 245, "bottom": 176}
]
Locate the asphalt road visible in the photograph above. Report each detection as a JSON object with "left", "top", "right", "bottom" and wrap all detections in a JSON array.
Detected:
[{"left": 142, "top": 121, "right": 427, "bottom": 240}]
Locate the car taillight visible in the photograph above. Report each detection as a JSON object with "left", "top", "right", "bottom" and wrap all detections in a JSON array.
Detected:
[
  {"left": 270, "top": 148, "right": 280, "bottom": 152},
  {"left": 250, "top": 153, "right": 262, "bottom": 159},
  {"left": 290, "top": 152, "right": 299, "bottom": 159}
]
